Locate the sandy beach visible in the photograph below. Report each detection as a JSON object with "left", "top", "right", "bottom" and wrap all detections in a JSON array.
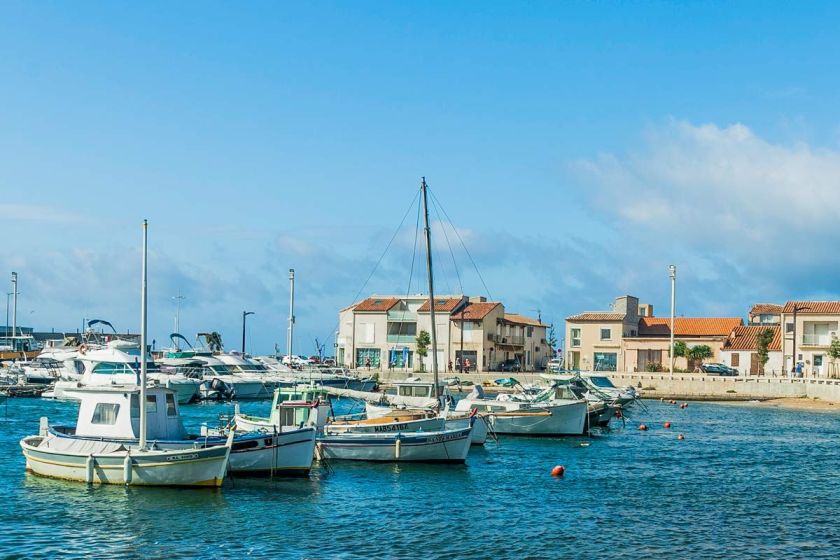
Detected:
[{"left": 717, "top": 397, "right": 840, "bottom": 412}]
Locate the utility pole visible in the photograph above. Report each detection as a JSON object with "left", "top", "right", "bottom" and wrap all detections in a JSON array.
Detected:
[
  {"left": 242, "top": 311, "right": 255, "bottom": 353},
  {"left": 11, "top": 272, "right": 18, "bottom": 341},
  {"left": 421, "top": 177, "right": 440, "bottom": 397},
  {"left": 669, "top": 265, "right": 676, "bottom": 378},
  {"left": 287, "top": 269, "right": 295, "bottom": 359},
  {"left": 460, "top": 305, "right": 465, "bottom": 374},
  {"left": 791, "top": 303, "right": 810, "bottom": 376},
  {"left": 139, "top": 221, "right": 148, "bottom": 450}
]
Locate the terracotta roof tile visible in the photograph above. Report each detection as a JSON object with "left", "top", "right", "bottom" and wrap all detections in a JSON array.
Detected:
[
  {"left": 724, "top": 325, "right": 782, "bottom": 351},
  {"left": 353, "top": 297, "right": 400, "bottom": 312},
  {"left": 452, "top": 301, "right": 500, "bottom": 321},
  {"left": 566, "top": 312, "right": 626, "bottom": 321},
  {"left": 503, "top": 313, "right": 548, "bottom": 327},
  {"left": 418, "top": 297, "right": 464, "bottom": 313},
  {"left": 782, "top": 301, "right": 840, "bottom": 314},
  {"left": 749, "top": 303, "right": 782, "bottom": 315},
  {"left": 638, "top": 317, "right": 743, "bottom": 337}
]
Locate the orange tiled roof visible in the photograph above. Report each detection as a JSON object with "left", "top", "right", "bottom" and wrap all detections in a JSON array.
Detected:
[
  {"left": 418, "top": 297, "right": 464, "bottom": 313},
  {"left": 782, "top": 301, "right": 840, "bottom": 314},
  {"left": 353, "top": 297, "right": 400, "bottom": 312},
  {"left": 503, "top": 313, "right": 548, "bottom": 327},
  {"left": 452, "top": 301, "right": 500, "bottom": 321},
  {"left": 639, "top": 317, "right": 743, "bottom": 337},
  {"left": 724, "top": 325, "right": 781, "bottom": 351},
  {"left": 567, "top": 312, "right": 625, "bottom": 321},
  {"left": 750, "top": 303, "right": 782, "bottom": 315}
]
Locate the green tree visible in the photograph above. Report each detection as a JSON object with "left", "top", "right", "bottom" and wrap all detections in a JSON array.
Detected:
[
  {"left": 756, "top": 328, "right": 775, "bottom": 375},
  {"left": 828, "top": 336, "right": 840, "bottom": 378},
  {"left": 415, "top": 330, "right": 431, "bottom": 372},
  {"left": 673, "top": 340, "right": 688, "bottom": 358},
  {"left": 688, "top": 344, "right": 713, "bottom": 367},
  {"left": 548, "top": 324, "right": 558, "bottom": 353}
]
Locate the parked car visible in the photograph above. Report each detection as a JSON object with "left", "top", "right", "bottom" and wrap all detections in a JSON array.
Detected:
[
  {"left": 701, "top": 363, "right": 738, "bottom": 376},
  {"left": 546, "top": 358, "right": 563, "bottom": 373},
  {"left": 497, "top": 359, "right": 522, "bottom": 373}
]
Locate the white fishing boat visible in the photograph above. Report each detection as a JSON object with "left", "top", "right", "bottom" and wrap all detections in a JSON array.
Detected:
[
  {"left": 541, "top": 372, "right": 637, "bottom": 406},
  {"left": 235, "top": 384, "right": 331, "bottom": 433},
  {"left": 20, "top": 220, "right": 234, "bottom": 487},
  {"left": 315, "top": 426, "right": 472, "bottom": 463},
  {"left": 454, "top": 385, "right": 587, "bottom": 436}
]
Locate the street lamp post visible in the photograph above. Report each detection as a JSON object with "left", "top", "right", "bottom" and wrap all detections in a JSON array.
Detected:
[
  {"left": 242, "top": 311, "right": 255, "bottom": 354},
  {"left": 790, "top": 304, "right": 810, "bottom": 376},
  {"left": 11, "top": 272, "right": 18, "bottom": 340},
  {"left": 669, "top": 265, "right": 676, "bottom": 378},
  {"left": 172, "top": 292, "right": 185, "bottom": 334}
]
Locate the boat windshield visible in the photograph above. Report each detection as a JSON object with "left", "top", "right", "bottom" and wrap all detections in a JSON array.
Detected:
[
  {"left": 588, "top": 376, "right": 616, "bottom": 389},
  {"left": 208, "top": 364, "right": 232, "bottom": 375}
]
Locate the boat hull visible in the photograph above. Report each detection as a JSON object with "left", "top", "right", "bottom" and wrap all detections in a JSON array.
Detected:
[
  {"left": 20, "top": 436, "right": 229, "bottom": 487},
  {"left": 487, "top": 402, "right": 588, "bottom": 436},
  {"left": 316, "top": 428, "right": 472, "bottom": 463}
]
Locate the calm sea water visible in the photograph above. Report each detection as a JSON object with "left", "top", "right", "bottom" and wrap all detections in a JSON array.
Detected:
[{"left": 1, "top": 397, "right": 839, "bottom": 559}]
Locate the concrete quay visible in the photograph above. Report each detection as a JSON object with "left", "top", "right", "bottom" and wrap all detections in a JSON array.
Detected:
[{"left": 366, "top": 369, "right": 840, "bottom": 403}]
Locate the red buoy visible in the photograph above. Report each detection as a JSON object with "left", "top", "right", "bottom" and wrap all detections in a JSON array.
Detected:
[
  {"left": 664, "top": 421, "right": 672, "bottom": 429},
  {"left": 677, "top": 433, "right": 685, "bottom": 440},
  {"left": 551, "top": 465, "right": 565, "bottom": 477},
  {"left": 638, "top": 424, "right": 648, "bottom": 431}
]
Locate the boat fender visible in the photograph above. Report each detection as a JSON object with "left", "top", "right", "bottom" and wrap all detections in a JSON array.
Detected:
[
  {"left": 395, "top": 437, "right": 401, "bottom": 460},
  {"left": 123, "top": 452, "right": 132, "bottom": 485},
  {"left": 86, "top": 454, "right": 95, "bottom": 484},
  {"left": 314, "top": 442, "right": 323, "bottom": 461},
  {"left": 79, "top": 344, "right": 88, "bottom": 355}
]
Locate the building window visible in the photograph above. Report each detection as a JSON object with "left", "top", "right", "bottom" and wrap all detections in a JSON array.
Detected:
[
  {"left": 600, "top": 328, "right": 611, "bottom": 341},
  {"left": 527, "top": 326, "right": 534, "bottom": 338},
  {"left": 593, "top": 352, "right": 617, "bottom": 372},
  {"left": 91, "top": 403, "right": 120, "bottom": 425},
  {"left": 571, "top": 328, "right": 581, "bottom": 347},
  {"left": 731, "top": 353, "right": 740, "bottom": 367},
  {"left": 786, "top": 322, "right": 794, "bottom": 333},
  {"left": 166, "top": 393, "right": 177, "bottom": 416}
]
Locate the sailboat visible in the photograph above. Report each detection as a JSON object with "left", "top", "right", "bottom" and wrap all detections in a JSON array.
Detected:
[
  {"left": 20, "top": 220, "right": 234, "bottom": 487},
  {"left": 309, "top": 179, "right": 473, "bottom": 463}
]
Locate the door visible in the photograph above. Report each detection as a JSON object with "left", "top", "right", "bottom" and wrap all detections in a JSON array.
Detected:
[
  {"left": 749, "top": 353, "right": 760, "bottom": 375},
  {"left": 814, "top": 354, "right": 824, "bottom": 376}
]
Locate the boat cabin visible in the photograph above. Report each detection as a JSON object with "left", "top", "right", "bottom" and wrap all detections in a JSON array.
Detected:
[
  {"left": 385, "top": 379, "right": 451, "bottom": 399},
  {"left": 68, "top": 385, "right": 188, "bottom": 441},
  {"left": 269, "top": 385, "right": 330, "bottom": 429}
]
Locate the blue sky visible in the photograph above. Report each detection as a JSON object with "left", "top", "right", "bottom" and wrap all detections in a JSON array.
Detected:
[{"left": 3, "top": 2, "right": 840, "bottom": 354}]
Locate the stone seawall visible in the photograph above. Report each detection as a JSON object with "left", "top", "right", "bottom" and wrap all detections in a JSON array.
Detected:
[
  {"left": 367, "top": 369, "right": 840, "bottom": 403},
  {"left": 606, "top": 373, "right": 840, "bottom": 402}
]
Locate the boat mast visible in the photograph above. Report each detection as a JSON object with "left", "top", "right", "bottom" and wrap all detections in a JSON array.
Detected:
[
  {"left": 420, "top": 178, "right": 440, "bottom": 398},
  {"left": 139, "top": 220, "right": 149, "bottom": 450},
  {"left": 287, "top": 268, "right": 295, "bottom": 359}
]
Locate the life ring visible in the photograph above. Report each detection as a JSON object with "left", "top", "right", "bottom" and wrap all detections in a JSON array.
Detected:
[{"left": 79, "top": 344, "right": 88, "bottom": 355}]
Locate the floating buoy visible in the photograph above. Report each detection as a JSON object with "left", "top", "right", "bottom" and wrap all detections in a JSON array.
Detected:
[
  {"left": 660, "top": 397, "right": 664, "bottom": 402},
  {"left": 670, "top": 400, "right": 676, "bottom": 405},
  {"left": 580, "top": 442, "right": 590, "bottom": 447},
  {"left": 683, "top": 402, "right": 688, "bottom": 408},
  {"left": 551, "top": 465, "right": 566, "bottom": 477},
  {"left": 677, "top": 433, "right": 685, "bottom": 440},
  {"left": 664, "top": 421, "right": 671, "bottom": 429},
  {"left": 638, "top": 424, "right": 648, "bottom": 431}
]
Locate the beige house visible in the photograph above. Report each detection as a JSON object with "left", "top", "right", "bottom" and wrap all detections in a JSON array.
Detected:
[
  {"left": 721, "top": 325, "right": 783, "bottom": 375},
  {"left": 780, "top": 301, "right": 840, "bottom": 377},
  {"left": 338, "top": 294, "right": 550, "bottom": 372},
  {"left": 566, "top": 295, "right": 742, "bottom": 372}
]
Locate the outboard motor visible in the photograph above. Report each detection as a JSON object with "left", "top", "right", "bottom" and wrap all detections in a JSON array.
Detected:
[{"left": 208, "top": 377, "right": 236, "bottom": 401}]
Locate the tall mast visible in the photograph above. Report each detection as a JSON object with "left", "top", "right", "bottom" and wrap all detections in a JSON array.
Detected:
[
  {"left": 139, "top": 220, "right": 149, "bottom": 450},
  {"left": 11, "top": 272, "right": 17, "bottom": 339},
  {"left": 421, "top": 178, "right": 440, "bottom": 398},
  {"left": 287, "top": 269, "right": 295, "bottom": 358}
]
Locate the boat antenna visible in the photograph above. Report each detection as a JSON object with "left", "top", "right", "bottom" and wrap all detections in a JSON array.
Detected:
[
  {"left": 139, "top": 219, "right": 149, "bottom": 450},
  {"left": 421, "top": 178, "right": 440, "bottom": 399}
]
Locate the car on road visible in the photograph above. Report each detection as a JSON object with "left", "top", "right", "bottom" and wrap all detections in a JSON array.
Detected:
[
  {"left": 496, "top": 359, "right": 522, "bottom": 372},
  {"left": 700, "top": 363, "right": 738, "bottom": 376},
  {"left": 546, "top": 358, "right": 563, "bottom": 373}
]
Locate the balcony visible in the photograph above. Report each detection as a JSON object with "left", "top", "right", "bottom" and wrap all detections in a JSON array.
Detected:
[
  {"left": 387, "top": 310, "right": 417, "bottom": 322},
  {"left": 488, "top": 333, "right": 525, "bottom": 346},
  {"left": 386, "top": 334, "right": 416, "bottom": 344},
  {"left": 801, "top": 334, "right": 833, "bottom": 346}
]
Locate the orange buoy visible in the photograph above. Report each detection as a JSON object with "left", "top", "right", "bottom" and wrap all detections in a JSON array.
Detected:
[
  {"left": 638, "top": 424, "right": 648, "bottom": 431},
  {"left": 670, "top": 400, "right": 676, "bottom": 405},
  {"left": 664, "top": 421, "right": 671, "bottom": 429},
  {"left": 677, "top": 433, "right": 685, "bottom": 440},
  {"left": 551, "top": 465, "right": 565, "bottom": 477}
]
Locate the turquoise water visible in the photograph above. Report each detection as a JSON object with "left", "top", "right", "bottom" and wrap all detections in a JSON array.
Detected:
[{"left": 1, "top": 397, "right": 839, "bottom": 559}]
